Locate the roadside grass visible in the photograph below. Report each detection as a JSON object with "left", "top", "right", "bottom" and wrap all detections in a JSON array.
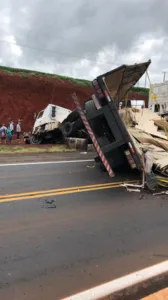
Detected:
[
  {"left": 0, "top": 65, "right": 149, "bottom": 95},
  {"left": 0, "top": 145, "right": 76, "bottom": 154},
  {"left": 0, "top": 65, "right": 92, "bottom": 87}
]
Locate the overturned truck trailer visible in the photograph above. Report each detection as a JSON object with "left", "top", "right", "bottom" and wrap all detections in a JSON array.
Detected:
[
  {"left": 64, "top": 60, "right": 151, "bottom": 173},
  {"left": 64, "top": 60, "right": 168, "bottom": 179}
]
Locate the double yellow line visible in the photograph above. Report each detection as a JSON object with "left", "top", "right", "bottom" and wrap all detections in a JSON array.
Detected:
[{"left": 0, "top": 180, "right": 139, "bottom": 203}]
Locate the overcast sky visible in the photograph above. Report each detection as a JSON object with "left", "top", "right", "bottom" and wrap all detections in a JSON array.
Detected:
[{"left": 0, "top": 0, "right": 168, "bottom": 85}]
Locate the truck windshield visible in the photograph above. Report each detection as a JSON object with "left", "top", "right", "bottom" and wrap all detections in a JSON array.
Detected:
[{"left": 37, "top": 110, "right": 44, "bottom": 119}]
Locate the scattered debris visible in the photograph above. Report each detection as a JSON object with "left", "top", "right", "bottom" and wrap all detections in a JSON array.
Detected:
[
  {"left": 87, "top": 144, "right": 95, "bottom": 152},
  {"left": 87, "top": 164, "right": 95, "bottom": 168},
  {"left": 45, "top": 199, "right": 56, "bottom": 208},
  {"left": 66, "top": 138, "right": 87, "bottom": 151},
  {"left": 126, "top": 188, "right": 141, "bottom": 193},
  {"left": 153, "top": 191, "right": 168, "bottom": 196},
  {"left": 122, "top": 168, "right": 145, "bottom": 192},
  {"left": 139, "top": 194, "right": 146, "bottom": 200}
]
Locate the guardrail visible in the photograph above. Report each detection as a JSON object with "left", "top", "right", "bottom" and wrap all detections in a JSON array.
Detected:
[{"left": 62, "top": 260, "right": 168, "bottom": 300}]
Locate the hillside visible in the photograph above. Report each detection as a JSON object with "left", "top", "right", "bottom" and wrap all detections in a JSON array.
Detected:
[
  {"left": 0, "top": 66, "right": 149, "bottom": 132},
  {"left": 0, "top": 67, "right": 93, "bottom": 131}
]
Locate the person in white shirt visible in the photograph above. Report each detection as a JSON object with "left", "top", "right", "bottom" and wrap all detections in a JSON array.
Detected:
[
  {"left": 16, "top": 122, "right": 21, "bottom": 140},
  {"left": 9, "top": 121, "right": 14, "bottom": 134}
]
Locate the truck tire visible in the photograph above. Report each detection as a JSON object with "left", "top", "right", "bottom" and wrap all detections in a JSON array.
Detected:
[
  {"left": 85, "top": 100, "right": 96, "bottom": 114},
  {"left": 72, "top": 118, "right": 83, "bottom": 133},
  {"left": 31, "top": 135, "right": 42, "bottom": 144},
  {"left": 61, "top": 122, "right": 73, "bottom": 137},
  {"left": 62, "top": 110, "right": 79, "bottom": 125}
]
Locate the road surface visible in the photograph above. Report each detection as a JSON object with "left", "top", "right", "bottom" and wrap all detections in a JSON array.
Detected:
[{"left": 0, "top": 154, "right": 168, "bottom": 300}]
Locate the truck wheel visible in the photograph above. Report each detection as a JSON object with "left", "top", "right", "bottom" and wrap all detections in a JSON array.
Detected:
[
  {"left": 31, "top": 135, "right": 42, "bottom": 144},
  {"left": 85, "top": 100, "right": 96, "bottom": 114},
  {"left": 62, "top": 110, "right": 79, "bottom": 124},
  {"left": 72, "top": 118, "right": 83, "bottom": 134},
  {"left": 61, "top": 122, "right": 73, "bottom": 137}
]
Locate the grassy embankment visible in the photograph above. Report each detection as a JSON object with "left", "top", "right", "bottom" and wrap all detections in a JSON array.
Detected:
[
  {"left": 0, "top": 145, "right": 75, "bottom": 154},
  {"left": 0, "top": 65, "right": 149, "bottom": 96}
]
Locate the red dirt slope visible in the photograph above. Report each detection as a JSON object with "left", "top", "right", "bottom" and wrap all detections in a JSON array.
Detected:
[
  {"left": 0, "top": 70, "right": 148, "bottom": 132},
  {"left": 0, "top": 71, "right": 93, "bottom": 132}
]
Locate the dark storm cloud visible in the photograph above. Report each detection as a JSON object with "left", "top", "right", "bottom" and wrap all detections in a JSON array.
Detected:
[
  {"left": 0, "top": 0, "right": 168, "bottom": 80},
  {"left": 9, "top": 0, "right": 168, "bottom": 60}
]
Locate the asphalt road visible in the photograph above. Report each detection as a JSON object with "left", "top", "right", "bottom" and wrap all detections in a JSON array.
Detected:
[{"left": 0, "top": 154, "right": 168, "bottom": 300}]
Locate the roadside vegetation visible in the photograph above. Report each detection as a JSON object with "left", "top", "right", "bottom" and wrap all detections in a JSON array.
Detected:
[
  {"left": 0, "top": 145, "right": 76, "bottom": 154},
  {"left": 0, "top": 65, "right": 149, "bottom": 95},
  {"left": 0, "top": 66, "right": 92, "bottom": 87}
]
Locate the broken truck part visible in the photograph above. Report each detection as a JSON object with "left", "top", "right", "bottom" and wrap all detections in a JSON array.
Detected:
[
  {"left": 71, "top": 60, "right": 168, "bottom": 187},
  {"left": 72, "top": 61, "right": 151, "bottom": 173},
  {"left": 72, "top": 93, "right": 115, "bottom": 177}
]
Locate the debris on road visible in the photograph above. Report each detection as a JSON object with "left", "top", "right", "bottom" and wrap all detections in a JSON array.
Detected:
[
  {"left": 87, "top": 164, "right": 95, "bottom": 168},
  {"left": 45, "top": 199, "right": 56, "bottom": 208},
  {"left": 153, "top": 190, "right": 168, "bottom": 196},
  {"left": 66, "top": 137, "right": 87, "bottom": 151},
  {"left": 126, "top": 188, "right": 141, "bottom": 193}
]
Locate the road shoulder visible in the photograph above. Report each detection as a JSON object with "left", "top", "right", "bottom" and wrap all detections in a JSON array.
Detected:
[{"left": 0, "top": 151, "right": 95, "bottom": 164}]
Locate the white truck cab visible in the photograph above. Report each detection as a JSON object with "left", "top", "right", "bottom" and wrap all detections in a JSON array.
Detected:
[
  {"left": 27, "top": 104, "right": 72, "bottom": 144},
  {"left": 33, "top": 104, "right": 71, "bottom": 133}
]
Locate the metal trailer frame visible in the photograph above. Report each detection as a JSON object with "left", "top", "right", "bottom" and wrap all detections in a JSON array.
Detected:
[
  {"left": 72, "top": 61, "right": 151, "bottom": 176},
  {"left": 72, "top": 93, "right": 115, "bottom": 178}
]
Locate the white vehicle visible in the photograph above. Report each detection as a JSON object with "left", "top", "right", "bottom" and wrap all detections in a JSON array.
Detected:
[
  {"left": 148, "top": 81, "right": 168, "bottom": 114},
  {"left": 131, "top": 99, "right": 145, "bottom": 109},
  {"left": 29, "top": 104, "right": 72, "bottom": 144}
]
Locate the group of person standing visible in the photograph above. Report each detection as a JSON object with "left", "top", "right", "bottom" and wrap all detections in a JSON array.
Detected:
[{"left": 0, "top": 121, "right": 21, "bottom": 144}]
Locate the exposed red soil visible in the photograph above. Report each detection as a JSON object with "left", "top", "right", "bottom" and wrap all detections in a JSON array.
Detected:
[
  {"left": 0, "top": 72, "right": 93, "bottom": 132},
  {"left": 0, "top": 71, "right": 148, "bottom": 132}
]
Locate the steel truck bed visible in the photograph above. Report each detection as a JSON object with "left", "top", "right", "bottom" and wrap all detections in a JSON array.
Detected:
[{"left": 84, "top": 60, "right": 151, "bottom": 171}]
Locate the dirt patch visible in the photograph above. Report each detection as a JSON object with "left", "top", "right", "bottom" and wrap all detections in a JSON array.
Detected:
[
  {"left": 0, "top": 71, "right": 93, "bottom": 132},
  {"left": 0, "top": 69, "right": 148, "bottom": 133}
]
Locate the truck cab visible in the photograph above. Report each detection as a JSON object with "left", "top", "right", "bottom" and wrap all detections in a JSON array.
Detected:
[{"left": 33, "top": 104, "right": 71, "bottom": 133}]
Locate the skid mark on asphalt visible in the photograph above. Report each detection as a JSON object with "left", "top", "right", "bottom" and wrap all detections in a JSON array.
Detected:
[{"left": 0, "top": 181, "right": 138, "bottom": 203}]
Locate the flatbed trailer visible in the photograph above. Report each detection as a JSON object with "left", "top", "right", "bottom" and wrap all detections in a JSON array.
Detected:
[{"left": 72, "top": 60, "right": 151, "bottom": 174}]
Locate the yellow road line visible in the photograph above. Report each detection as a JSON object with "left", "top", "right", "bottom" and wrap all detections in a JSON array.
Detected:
[
  {"left": 0, "top": 184, "right": 124, "bottom": 203},
  {"left": 0, "top": 181, "right": 137, "bottom": 203},
  {"left": 0, "top": 180, "right": 139, "bottom": 199}
]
